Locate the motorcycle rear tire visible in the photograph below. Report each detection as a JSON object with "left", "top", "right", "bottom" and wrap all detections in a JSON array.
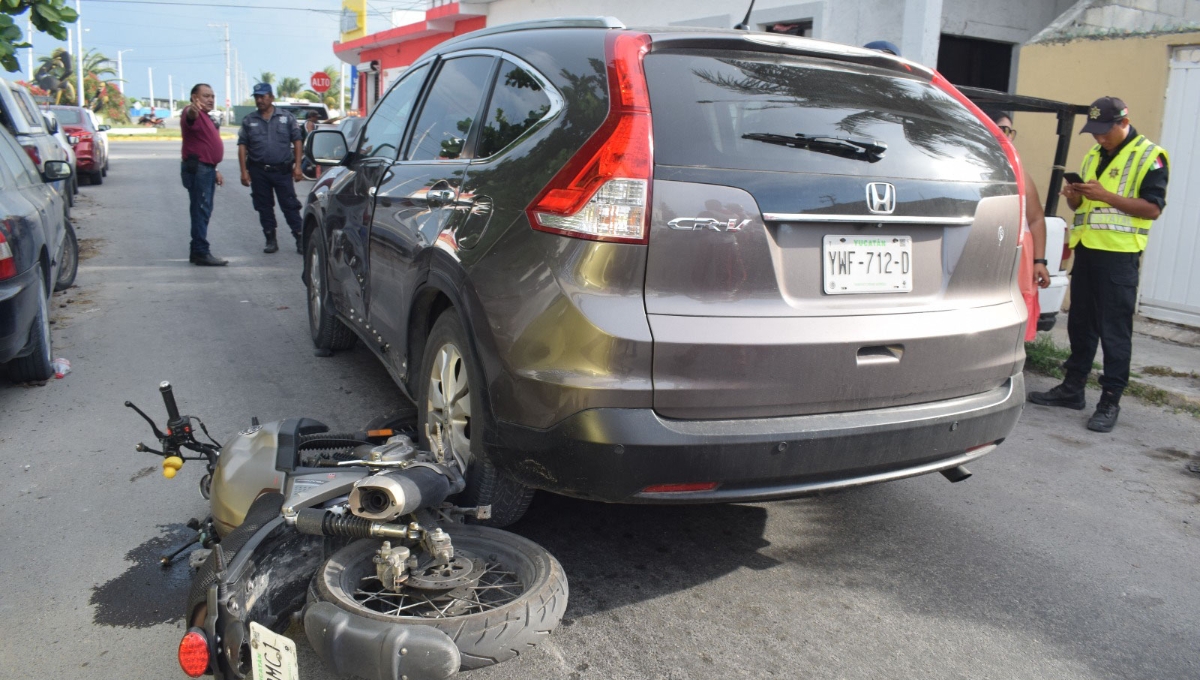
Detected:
[{"left": 311, "top": 527, "right": 567, "bottom": 670}]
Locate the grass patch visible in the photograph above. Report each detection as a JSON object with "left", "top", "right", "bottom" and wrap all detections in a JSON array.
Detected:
[
  {"left": 1142, "top": 365, "right": 1200, "bottom": 380},
  {"left": 1024, "top": 335, "right": 1070, "bottom": 378}
]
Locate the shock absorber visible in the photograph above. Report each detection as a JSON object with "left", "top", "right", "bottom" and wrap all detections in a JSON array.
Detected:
[{"left": 293, "top": 509, "right": 409, "bottom": 540}]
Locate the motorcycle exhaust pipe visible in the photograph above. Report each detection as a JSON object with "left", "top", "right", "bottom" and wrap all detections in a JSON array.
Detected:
[
  {"left": 940, "top": 465, "right": 972, "bottom": 483},
  {"left": 349, "top": 466, "right": 452, "bottom": 521}
]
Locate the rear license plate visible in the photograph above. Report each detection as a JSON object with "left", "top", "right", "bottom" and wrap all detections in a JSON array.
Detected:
[
  {"left": 823, "top": 235, "right": 912, "bottom": 294},
  {"left": 249, "top": 621, "right": 300, "bottom": 680}
]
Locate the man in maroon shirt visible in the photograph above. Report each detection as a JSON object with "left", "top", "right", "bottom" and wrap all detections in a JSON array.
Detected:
[{"left": 180, "top": 83, "right": 227, "bottom": 266}]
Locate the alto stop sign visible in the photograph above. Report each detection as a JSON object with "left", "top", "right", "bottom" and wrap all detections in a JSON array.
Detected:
[{"left": 310, "top": 72, "right": 332, "bottom": 93}]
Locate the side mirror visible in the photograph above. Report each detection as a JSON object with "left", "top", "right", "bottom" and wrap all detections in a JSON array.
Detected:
[
  {"left": 67, "top": 135, "right": 79, "bottom": 145},
  {"left": 43, "top": 160, "right": 72, "bottom": 182},
  {"left": 44, "top": 116, "right": 59, "bottom": 134},
  {"left": 308, "top": 129, "right": 349, "bottom": 166},
  {"left": 98, "top": 124, "right": 111, "bottom": 132}
]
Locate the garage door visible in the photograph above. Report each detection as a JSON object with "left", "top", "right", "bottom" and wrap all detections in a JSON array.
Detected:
[{"left": 1141, "top": 45, "right": 1200, "bottom": 327}]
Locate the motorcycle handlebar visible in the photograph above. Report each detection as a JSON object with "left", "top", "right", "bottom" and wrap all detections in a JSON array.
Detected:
[{"left": 159, "top": 381, "right": 182, "bottom": 423}]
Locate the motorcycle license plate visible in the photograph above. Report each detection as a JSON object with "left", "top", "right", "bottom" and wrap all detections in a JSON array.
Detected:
[
  {"left": 823, "top": 234, "right": 913, "bottom": 294},
  {"left": 249, "top": 622, "right": 300, "bottom": 680}
]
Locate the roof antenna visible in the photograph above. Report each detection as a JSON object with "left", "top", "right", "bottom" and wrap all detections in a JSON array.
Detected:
[{"left": 734, "top": 0, "right": 757, "bottom": 30}]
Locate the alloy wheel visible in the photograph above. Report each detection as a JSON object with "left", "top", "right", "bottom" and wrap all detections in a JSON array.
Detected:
[{"left": 426, "top": 342, "right": 471, "bottom": 464}]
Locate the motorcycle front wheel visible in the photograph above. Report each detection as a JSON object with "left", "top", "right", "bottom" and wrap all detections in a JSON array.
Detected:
[{"left": 311, "top": 525, "right": 567, "bottom": 670}]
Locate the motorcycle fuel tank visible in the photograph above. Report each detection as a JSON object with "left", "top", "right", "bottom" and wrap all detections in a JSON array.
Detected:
[{"left": 210, "top": 421, "right": 290, "bottom": 536}]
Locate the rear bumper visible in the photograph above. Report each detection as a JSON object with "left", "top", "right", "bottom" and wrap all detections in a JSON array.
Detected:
[
  {"left": 0, "top": 265, "right": 40, "bottom": 364},
  {"left": 489, "top": 372, "right": 1024, "bottom": 503}
]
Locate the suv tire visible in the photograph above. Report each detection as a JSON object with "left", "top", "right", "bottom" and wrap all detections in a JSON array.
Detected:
[
  {"left": 418, "top": 312, "right": 534, "bottom": 527},
  {"left": 54, "top": 221, "right": 78, "bottom": 292},
  {"left": 6, "top": 269, "right": 54, "bottom": 382},
  {"left": 306, "top": 230, "right": 357, "bottom": 352}
]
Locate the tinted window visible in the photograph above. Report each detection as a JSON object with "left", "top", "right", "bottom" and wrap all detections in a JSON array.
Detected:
[
  {"left": 49, "top": 108, "right": 85, "bottom": 126},
  {"left": 12, "top": 88, "right": 44, "bottom": 130},
  {"left": 644, "top": 50, "right": 1012, "bottom": 182},
  {"left": 477, "top": 60, "right": 552, "bottom": 159},
  {"left": 407, "top": 56, "right": 494, "bottom": 161},
  {"left": 358, "top": 63, "right": 430, "bottom": 160}
]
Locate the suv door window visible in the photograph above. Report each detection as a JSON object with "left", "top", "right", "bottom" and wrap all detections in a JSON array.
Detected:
[
  {"left": 358, "top": 63, "right": 430, "bottom": 161},
  {"left": 11, "top": 88, "right": 44, "bottom": 131},
  {"left": 406, "top": 55, "right": 494, "bottom": 162},
  {"left": 0, "top": 131, "right": 38, "bottom": 185},
  {"left": 476, "top": 60, "right": 553, "bottom": 159}
]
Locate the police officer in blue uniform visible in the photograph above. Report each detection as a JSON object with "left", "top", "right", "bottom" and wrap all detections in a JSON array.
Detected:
[{"left": 238, "top": 83, "right": 304, "bottom": 253}]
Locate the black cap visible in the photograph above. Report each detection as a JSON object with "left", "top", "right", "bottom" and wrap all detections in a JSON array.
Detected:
[{"left": 1080, "top": 96, "right": 1128, "bottom": 135}]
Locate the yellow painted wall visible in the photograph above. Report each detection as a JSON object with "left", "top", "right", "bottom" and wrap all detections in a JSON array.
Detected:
[{"left": 1013, "top": 31, "right": 1200, "bottom": 219}]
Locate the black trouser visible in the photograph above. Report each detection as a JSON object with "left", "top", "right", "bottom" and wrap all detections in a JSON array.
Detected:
[
  {"left": 248, "top": 163, "right": 302, "bottom": 238},
  {"left": 1063, "top": 244, "right": 1141, "bottom": 395}
]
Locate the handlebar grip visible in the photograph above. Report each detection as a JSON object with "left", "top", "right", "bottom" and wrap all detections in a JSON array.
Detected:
[{"left": 159, "top": 381, "right": 182, "bottom": 422}]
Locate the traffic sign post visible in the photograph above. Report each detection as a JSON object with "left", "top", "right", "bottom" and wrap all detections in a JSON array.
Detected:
[{"left": 311, "top": 72, "right": 332, "bottom": 94}]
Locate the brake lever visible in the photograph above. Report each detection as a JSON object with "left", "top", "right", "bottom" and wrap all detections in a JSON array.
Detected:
[
  {"left": 125, "top": 401, "right": 168, "bottom": 440},
  {"left": 135, "top": 442, "right": 165, "bottom": 456}
]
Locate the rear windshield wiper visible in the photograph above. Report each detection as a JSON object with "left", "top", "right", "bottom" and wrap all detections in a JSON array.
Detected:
[{"left": 742, "top": 132, "right": 888, "bottom": 162}]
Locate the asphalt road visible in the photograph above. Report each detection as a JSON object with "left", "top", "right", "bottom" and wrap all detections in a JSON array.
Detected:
[{"left": 1, "top": 140, "right": 1199, "bottom": 680}]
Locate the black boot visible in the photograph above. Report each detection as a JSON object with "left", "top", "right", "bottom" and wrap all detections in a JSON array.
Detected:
[
  {"left": 264, "top": 235, "right": 279, "bottom": 253},
  {"left": 294, "top": 233, "right": 304, "bottom": 254},
  {"left": 1028, "top": 376, "right": 1087, "bottom": 410},
  {"left": 190, "top": 253, "right": 228, "bottom": 266},
  {"left": 1087, "top": 390, "right": 1121, "bottom": 433}
]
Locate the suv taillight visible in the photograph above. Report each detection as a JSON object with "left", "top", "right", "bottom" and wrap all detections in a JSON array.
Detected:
[
  {"left": 21, "top": 144, "right": 41, "bottom": 167},
  {"left": 0, "top": 227, "right": 16, "bottom": 281},
  {"left": 931, "top": 72, "right": 1026, "bottom": 229},
  {"left": 526, "top": 31, "right": 653, "bottom": 244}
]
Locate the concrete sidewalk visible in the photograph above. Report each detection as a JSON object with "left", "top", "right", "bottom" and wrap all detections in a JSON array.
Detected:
[{"left": 1044, "top": 314, "right": 1200, "bottom": 409}]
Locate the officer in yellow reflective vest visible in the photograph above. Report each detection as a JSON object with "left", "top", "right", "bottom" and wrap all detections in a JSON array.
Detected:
[{"left": 1029, "top": 97, "right": 1170, "bottom": 432}]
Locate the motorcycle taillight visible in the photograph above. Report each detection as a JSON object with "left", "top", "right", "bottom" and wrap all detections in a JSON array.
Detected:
[{"left": 178, "top": 628, "right": 210, "bottom": 677}]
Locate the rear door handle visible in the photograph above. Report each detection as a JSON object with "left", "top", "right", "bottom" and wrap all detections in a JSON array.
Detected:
[{"left": 426, "top": 188, "right": 456, "bottom": 206}]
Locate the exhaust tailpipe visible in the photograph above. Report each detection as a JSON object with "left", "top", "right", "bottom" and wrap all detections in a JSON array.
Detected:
[{"left": 940, "top": 465, "right": 972, "bottom": 483}]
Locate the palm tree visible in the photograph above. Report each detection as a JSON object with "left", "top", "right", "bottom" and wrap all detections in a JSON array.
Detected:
[
  {"left": 277, "top": 76, "right": 302, "bottom": 98},
  {"left": 257, "top": 71, "right": 275, "bottom": 86}
]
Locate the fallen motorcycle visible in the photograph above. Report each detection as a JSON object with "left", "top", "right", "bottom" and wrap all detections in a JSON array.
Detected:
[{"left": 127, "top": 381, "right": 567, "bottom": 680}]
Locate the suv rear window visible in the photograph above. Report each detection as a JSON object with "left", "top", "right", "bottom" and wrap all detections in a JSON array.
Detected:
[
  {"left": 48, "top": 108, "right": 85, "bottom": 126},
  {"left": 644, "top": 50, "right": 1012, "bottom": 183}
]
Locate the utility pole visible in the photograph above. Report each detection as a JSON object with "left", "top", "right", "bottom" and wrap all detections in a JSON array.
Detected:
[
  {"left": 76, "top": 0, "right": 84, "bottom": 108},
  {"left": 168, "top": 74, "right": 173, "bottom": 112},
  {"left": 26, "top": 16, "right": 32, "bottom": 82},
  {"left": 148, "top": 67, "right": 154, "bottom": 112},
  {"left": 232, "top": 47, "right": 239, "bottom": 104},
  {"left": 208, "top": 22, "right": 231, "bottom": 110},
  {"left": 116, "top": 49, "right": 133, "bottom": 94},
  {"left": 340, "top": 63, "right": 346, "bottom": 115}
]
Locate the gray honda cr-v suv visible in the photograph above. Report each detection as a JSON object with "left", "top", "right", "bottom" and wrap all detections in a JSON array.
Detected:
[{"left": 303, "top": 18, "right": 1027, "bottom": 526}]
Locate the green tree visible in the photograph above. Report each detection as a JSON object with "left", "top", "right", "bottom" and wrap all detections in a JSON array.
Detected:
[
  {"left": 257, "top": 71, "right": 274, "bottom": 86},
  {"left": 1, "top": 0, "right": 79, "bottom": 72},
  {"left": 277, "top": 76, "right": 301, "bottom": 98}
]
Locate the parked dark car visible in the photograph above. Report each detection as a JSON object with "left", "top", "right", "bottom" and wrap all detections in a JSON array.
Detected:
[
  {"left": 43, "top": 105, "right": 109, "bottom": 186},
  {"left": 0, "top": 78, "right": 73, "bottom": 205},
  {"left": 302, "top": 19, "right": 1028, "bottom": 525},
  {"left": 0, "top": 124, "right": 77, "bottom": 382}
]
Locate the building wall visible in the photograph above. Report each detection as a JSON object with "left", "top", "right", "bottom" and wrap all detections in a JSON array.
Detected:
[{"left": 1013, "top": 31, "right": 1200, "bottom": 217}]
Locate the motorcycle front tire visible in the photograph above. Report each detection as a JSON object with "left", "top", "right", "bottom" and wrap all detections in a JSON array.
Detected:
[{"left": 311, "top": 526, "right": 567, "bottom": 670}]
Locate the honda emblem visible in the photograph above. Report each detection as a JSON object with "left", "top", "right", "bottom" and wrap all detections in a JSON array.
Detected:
[{"left": 866, "top": 182, "right": 896, "bottom": 215}]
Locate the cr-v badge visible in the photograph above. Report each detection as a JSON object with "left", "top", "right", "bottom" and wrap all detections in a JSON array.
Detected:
[
  {"left": 667, "top": 217, "right": 751, "bottom": 232},
  {"left": 866, "top": 182, "right": 896, "bottom": 214}
]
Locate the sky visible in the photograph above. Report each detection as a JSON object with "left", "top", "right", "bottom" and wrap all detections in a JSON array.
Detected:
[{"left": 20, "top": 0, "right": 429, "bottom": 106}]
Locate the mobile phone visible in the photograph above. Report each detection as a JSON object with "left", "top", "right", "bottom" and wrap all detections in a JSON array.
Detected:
[{"left": 1062, "top": 172, "right": 1085, "bottom": 185}]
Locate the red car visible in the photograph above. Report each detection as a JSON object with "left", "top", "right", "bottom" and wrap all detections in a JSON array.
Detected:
[{"left": 43, "top": 105, "right": 109, "bottom": 185}]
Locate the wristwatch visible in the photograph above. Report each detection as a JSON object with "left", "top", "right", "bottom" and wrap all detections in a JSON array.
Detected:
[{"left": 1033, "top": 258, "right": 1048, "bottom": 265}]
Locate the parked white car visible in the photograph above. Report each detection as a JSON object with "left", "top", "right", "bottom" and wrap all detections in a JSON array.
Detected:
[{"left": 1037, "top": 216, "right": 1070, "bottom": 331}]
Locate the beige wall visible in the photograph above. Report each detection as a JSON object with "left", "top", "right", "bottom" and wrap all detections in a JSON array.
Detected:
[{"left": 1013, "top": 31, "right": 1200, "bottom": 219}]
